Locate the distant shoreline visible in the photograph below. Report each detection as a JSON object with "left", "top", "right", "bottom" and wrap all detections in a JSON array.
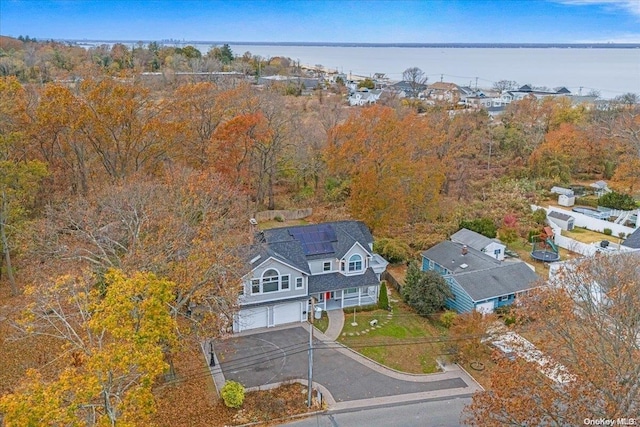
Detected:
[{"left": 67, "top": 40, "right": 640, "bottom": 49}]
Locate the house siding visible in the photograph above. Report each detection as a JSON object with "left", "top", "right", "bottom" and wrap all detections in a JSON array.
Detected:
[
  {"left": 444, "top": 277, "right": 475, "bottom": 313},
  {"left": 241, "top": 259, "right": 308, "bottom": 305}
]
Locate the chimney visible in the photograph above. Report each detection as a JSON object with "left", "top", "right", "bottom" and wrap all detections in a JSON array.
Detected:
[{"left": 462, "top": 245, "right": 468, "bottom": 255}]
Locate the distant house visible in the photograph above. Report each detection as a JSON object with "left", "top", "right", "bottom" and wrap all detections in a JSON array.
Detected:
[
  {"left": 258, "top": 75, "right": 319, "bottom": 91},
  {"left": 427, "top": 82, "right": 462, "bottom": 103},
  {"left": 236, "top": 221, "right": 388, "bottom": 332},
  {"left": 590, "top": 180, "right": 611, "bottom": 197},
  {"left": 548, "top": 211, "right": 575, "bottom": 231},
  {"left": 501, "top": 85, "right": 572, "bottom": 104},
  {"left": 450, "top": 228, "right": 506, "bottom": 261},
  {"left": 391, "top": 80, "right": 427, "bottom": 98},
  {"left": 348, "top": 88, "right": 382, "bottom": 106},
  {"left": 422, "top": 240, "right": 540, "bottom": 313}
]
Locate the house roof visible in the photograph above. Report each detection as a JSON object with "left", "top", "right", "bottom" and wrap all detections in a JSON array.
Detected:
[
  {"left": 429, "top": 82, "right": 459, "bottom": 91},
  {"left": 622, "top": 227, "right": 640, "bottom": 249},
  {"left": 249, "top": 221, "right": 374, "bottom": 271},
  {"left": 548, "top": 211, "right": 574, "bottom": 222},
  {"left": 308, "top": 267, "right": 379, "bottom": 293},
  {"left": 450, "top": 228, "right": 502, "bottom": 252},
  {"left": 454, "top": 262, "right": 540, "bottom": 302},
  {"left": 590, "top": 180, "right": 608, "bottom": 189},
  {"left": 422, "top": 241, "right": 500, "bottom": 274}
]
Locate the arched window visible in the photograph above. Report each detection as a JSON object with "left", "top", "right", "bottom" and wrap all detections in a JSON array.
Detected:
[
  {"left": 348, "top": 254, "right": 362, "bottom": 272},
  {"left": 262, "top": 269, "right": 279, "bottom": 292}
]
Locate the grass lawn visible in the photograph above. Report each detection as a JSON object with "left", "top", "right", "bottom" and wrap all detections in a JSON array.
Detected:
[
  {"left": 338, "top": 288, "right": 448, "bottom": 374},
  {"left": 311, "top": 310, "right": 329, "bottom": 333},
  {"left": 562, "top": 227, "right": 619, "bottom": 244}
]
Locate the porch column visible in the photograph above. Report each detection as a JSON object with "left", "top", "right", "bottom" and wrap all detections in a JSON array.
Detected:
[{"left": 358, "top": 287, "right": 362, "bottom": 305}]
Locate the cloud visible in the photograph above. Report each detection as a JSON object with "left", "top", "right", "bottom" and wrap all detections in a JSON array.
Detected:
[{"left": 554, "top": 0, "right": 640, "bottom": 18}]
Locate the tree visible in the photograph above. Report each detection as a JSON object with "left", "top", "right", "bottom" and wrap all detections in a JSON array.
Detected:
[
  {"left": 378, "top": 281, "right": 389, "bottom": 310},
  {"left": 402, "top": 67, "right": 428, "bottom": 97},
  {"left": 598, "top": 191, "right": 637, "bottom": 211},
  {"left": 459, "top": 218, "right": 497, "bottom": 238},
  {"left": 357, "top": 77, "right": 375, "bottom": 90},
  {"left": 402, "top": 261, "right": 452, "bottom": 316},
  {"left": 0, "top": 269, "right": 178, "bottom": 425},
  {"left": 464, "top": 254, "right": 640, "bottom": 424},
  {"left": 492, "top": 80, "right": 518, "bottom": 92}
]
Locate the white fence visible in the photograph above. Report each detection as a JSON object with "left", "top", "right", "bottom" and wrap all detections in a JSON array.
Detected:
[{"left": 534, "top": 205, "right": 636, "bottom": 237}]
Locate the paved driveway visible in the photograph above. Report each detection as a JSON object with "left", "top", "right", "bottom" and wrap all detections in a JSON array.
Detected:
[{"left": 215, "top": 326, "right": 469, "bottom": 402}]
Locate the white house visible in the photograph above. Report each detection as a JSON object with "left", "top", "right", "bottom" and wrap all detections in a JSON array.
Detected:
[
  {"left": 235, "top": 221, "right": 389, "bottom": 332},
  {"left": 450, "top": 228, "right": 506, "bottom": 261}
]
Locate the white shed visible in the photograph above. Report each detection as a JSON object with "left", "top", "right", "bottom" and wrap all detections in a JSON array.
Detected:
[{"left": 558, "top": 194, "right": 575, "bottom": 207}]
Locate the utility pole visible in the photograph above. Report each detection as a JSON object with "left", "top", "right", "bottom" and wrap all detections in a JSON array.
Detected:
[
  {"left": 307, "top": 299, "right": 314, "bottom": 407},
  {"left": 475, "top": 77, "right": 478, "bottom": 91}
]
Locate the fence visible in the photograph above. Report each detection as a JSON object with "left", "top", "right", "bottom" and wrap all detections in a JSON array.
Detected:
[
  {"left": 381, "top": 270, "right": 404, "bottom": 294},
  {"left": 254, "top": 208, "right": 313, "bottom": 222},
  {"left": 532, "top": 205, "right": 636, "bottom": 237}
]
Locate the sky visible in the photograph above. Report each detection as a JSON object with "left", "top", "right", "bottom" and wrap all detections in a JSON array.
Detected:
[{"left": 1, "top": 0, "right": 640, "bottom": 44}]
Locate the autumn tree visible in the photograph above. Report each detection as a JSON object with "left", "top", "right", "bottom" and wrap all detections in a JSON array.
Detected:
[
  {"left": 464, "top": 253, "right": 640, "bottom": 425},
  {"left": 326, "top": 105, "right": 444, "bottom": 233},
  {"left": 0, "top": 269, "right": 177, "bottom": 425}
]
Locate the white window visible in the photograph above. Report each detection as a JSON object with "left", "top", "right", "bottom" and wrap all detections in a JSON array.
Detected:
[
  {"left": 262, "top": 269, "right": 279, "bottom": 293},
  {"left": 251, "top": 278, "right": 260, "bottom": 294},
  {"left": 345, "top": 287, "right": 358, "bottom": 295},
  {"left": 323, "top": 261, "right": 331, "bottom": 271},
  {"left": 499, "top": 295, "right": 509, "bottom": 302},
  {"left": 281, "top": 275, "right": 290, "bottom": 290},
  {"left": 295, "top": 277, "right": 303, "bottom": 289},
  {"left": 348, "top": 254, "right": 362, "bottom": 272},
  {"left": 494, "top": 249, "right": 501, "bottom": 256}
]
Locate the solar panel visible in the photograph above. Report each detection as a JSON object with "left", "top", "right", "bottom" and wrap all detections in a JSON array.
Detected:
[{"left": 289, "top": 225, "right": 337, "bottom": 256}]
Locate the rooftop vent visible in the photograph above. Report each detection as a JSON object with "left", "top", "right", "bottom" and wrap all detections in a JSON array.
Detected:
[
  {"left": 460, "top": 263, "right": 469, "bottom": 269},
  {"left": 462, "top": 245, "right": 468, "bottom": 255}
]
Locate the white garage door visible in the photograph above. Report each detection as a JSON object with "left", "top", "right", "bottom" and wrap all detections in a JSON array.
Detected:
[
  {"left": 236, "top": 306, "right": 268, "bottom": 332},
  {"left": 273, "top": 301, "right": 302, "bottom": 326},
  {"left": 476, "top": 301, "right": 495, "bottom": 314}
]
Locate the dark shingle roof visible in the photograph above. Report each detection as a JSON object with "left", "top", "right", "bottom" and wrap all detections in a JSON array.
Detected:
[
  {"left": 308, "top": 268, "right": 379, "bottom": 293},
  {"left": 422, "top": 241, "right": 500, "bottom": 274},
  {"left": 450, "top": 228, "right": 496, "bottom": 252},
  {"left": 454, "top": 262, "right": 540, "bottom": 301},
  {"left": 548, "top": 211, "right": 574, "bottom": 221},
  {"left": 622, "top": 227, "right": 640, "bottom": 249},
  {"left": 247, "top": 220, "right": 374, "bottom": 271}
]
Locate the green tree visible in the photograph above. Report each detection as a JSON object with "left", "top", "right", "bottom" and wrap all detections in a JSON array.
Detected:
[
  {"left": 357, "top": 77, "right": 375, "bottom": 89},
  {"left": 378, "top": 281, "right": 389, "bottom": 310},
  {"left": 402, "top": 261, "right": 452, "bottom": 316},
  {"left": 598, "top": 191, "right": 637, "bottom": 210},
  {"left": 221, "top": 380, "right": 245, "bottom": 408},
  {"left": 459, "top": 218, "right": 497, "bottom": 238}
]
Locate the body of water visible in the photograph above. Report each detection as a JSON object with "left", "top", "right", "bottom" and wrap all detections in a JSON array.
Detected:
[{"left": 221, "top": 44, "right": 639, "bottom": 99}]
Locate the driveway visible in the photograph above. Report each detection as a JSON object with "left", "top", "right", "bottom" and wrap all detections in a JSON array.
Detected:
[{"left": 214, "top": 326, "right": 474, "bottom": 403}]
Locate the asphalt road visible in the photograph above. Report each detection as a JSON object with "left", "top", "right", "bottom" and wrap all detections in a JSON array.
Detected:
[
  {"left": 215, "top": 326, "right": 468, "bottom": 402},
  {"left": 281, "top": 396, "right": 473, "bottom": 427}
]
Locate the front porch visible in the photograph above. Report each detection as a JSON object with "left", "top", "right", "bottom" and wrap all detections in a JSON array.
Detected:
[{"left": 313, "top": 285, "right": 378, "bottom": 311}]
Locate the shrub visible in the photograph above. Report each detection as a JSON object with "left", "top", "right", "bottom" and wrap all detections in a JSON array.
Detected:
[
  {"left": 459, "top": 218, "right": 497, "bottom": 238},
  {"left": 403, "top": 261, "right": 452, "bottom": 316},
  {"left": 598, "top": 191, "right": 637, "bottom": 211},
  {"left": 440, "top": 310, "right": 457, "bottom": 329},
  {"left": 531, "top": 208, "right": 547, "bottom": 226},
  {"left": 378, "top": 281, "right": 389, "bottom": 310},
  {"left": 373, "top": 238, "right": 412, "bottom": 263},
  {"left": 274, "top": 215, "right": 284, "bottom": 222},
  {"left": 221, "top": 380, "right": 245, "bottom": 408},
  {"left": 603, "top": 228, "right": 612, "bottom": 236}
]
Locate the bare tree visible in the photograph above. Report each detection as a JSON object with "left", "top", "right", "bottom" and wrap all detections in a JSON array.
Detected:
[{"left": 402, "top": 67, "right": 428, "bottom": 97}]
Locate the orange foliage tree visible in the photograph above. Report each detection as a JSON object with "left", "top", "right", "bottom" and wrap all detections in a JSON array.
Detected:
[{"left": 326, "top": 105, "right": 444, "bottom": 234}]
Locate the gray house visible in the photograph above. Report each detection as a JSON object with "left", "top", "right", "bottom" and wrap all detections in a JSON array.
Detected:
[
  {"left": 422, "top": 241, "right": 540, "bottom": 313},
  {"left": 622, "top": 227, "right": 640, "bottom": 250},
  {"left": 450, "top": 228, "right": 506, "bottom": 261},
  {"left": 235, "top": 221, "right": 388, "bottom": 332}
]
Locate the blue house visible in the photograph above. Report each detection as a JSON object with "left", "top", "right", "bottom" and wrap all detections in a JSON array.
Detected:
[{"left": 421, "top": 240, "right": 540, "bottom": 313}]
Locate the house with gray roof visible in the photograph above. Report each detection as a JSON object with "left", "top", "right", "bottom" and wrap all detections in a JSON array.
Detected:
[
  {"left": 422, "top": 240, "right": 540, "bottom": 313},
  {"left": 450, "top": 228, "right": 506, "bottom": 261},
  {"left": 622, "top": 227, "right": 640, "bottom": 250},
  {"left": 234, "top": 221, "right": 388, "bottom": 332}
]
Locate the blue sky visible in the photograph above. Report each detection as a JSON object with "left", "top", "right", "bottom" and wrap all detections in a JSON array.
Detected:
[{"left": 1, "top": 0, "right": 639, "bottom": 43}]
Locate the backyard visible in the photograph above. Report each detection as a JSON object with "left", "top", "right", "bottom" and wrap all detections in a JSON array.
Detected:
[{"left": 561, "top": 226, "right": 621, "bottom": 244}]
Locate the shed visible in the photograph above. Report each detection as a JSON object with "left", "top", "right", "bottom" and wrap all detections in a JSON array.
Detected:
[
  {"left": 548, "top": 211, "right": 575, "bottom": 231},
  {"left": 558, "top": 194, "right": 575, "bottom": 207},
  {"left": 551, "top": 186, "right": 574, "bottom": 197}
]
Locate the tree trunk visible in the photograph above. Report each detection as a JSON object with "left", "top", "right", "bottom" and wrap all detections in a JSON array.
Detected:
[{"left": 0, "top": 197, "right": 18, "bottom": 295}]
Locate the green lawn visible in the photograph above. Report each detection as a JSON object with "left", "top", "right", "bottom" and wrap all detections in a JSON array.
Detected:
[
  {"left": 311, "top": 310, "right": 329, "bottom": 333},
  {"left": 338, "top": 290, "right": 447, "bottom": 374}
]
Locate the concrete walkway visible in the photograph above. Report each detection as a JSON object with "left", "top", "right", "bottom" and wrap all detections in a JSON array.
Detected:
[{"left": 320, "top": 309, "right": 344, "bottom": 341}]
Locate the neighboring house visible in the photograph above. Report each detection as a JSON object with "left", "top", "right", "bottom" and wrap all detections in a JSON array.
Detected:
[
  {"left": 348, "top": 88, "right": 382, "bottom": 106},
  {"left": 258, "top": 75, "right": 320, "bottom": 91},
  {"left": 548, "top": 211, "right": 575, "bottom": 231},
  {"left": 501, "top": 85, "right": 572, "bottom": 104},
  {"left": 391, "top": 80, "right": 428, "bottom": 98},
  {"left": 622, "top": 227, "right": 640, "bottom": 250},
  {"left": 427, "top": 82, "right": 462, "bottom": 103},
  {"left": 235, "top": 221, "right": 389, "bottom": 332},
  {"left": 422, "top": 240, "right": 540, "bottom": 313},
  {"left": 450, "top": 228, "right": 506, "bottom": 261},
  {"left": 590, "top": 180, "right": 611, "bottom": 197}
]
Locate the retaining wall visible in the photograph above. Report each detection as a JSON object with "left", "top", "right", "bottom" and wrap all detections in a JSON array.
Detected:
[{"left": 254, "top": 208, "right": 313, "bottom": 222}]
